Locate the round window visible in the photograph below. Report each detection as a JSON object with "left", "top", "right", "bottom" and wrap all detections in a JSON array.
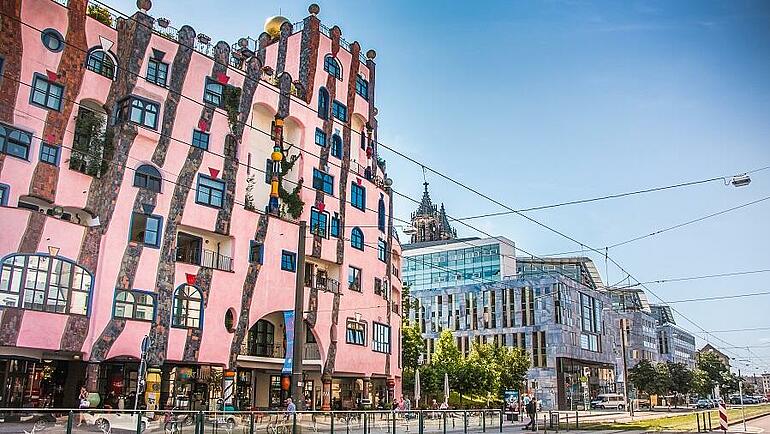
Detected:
[
  {"left": 225, "top": 308, "right": 236, "bottom": 333},
  {"left": 41, "top": 28, "right": 64, "bottom": 52}
]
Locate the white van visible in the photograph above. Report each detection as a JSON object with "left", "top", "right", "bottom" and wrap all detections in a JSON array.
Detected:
[{"left": 593, "top": 393, "right": 626, "bottom": 410}]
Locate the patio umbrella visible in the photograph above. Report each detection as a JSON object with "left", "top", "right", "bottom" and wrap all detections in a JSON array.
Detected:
[
  {"left": 444, "top": 372, "right": 450, "bottom": 405},
  {"left": 414, "top": 368, "right": 421, "bottom": 408}
]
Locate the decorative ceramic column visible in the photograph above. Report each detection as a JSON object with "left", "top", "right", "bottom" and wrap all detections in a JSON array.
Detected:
[
  {"left": 223, "top": 370, "right": 236, "bottom": 408},
  {"left": 321, "top": 375, "right": 332, "bottom": 410}
]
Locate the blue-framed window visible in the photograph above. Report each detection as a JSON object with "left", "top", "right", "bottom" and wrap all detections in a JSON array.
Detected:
[
  {"left": 0, "top": 254, "right": 92, "bottom": 315},
  {"left": 146, "top": 58, "right": 169, "bottom": 86},
  {"left": 0, "top": 184, "right": 9, "bottom": 206},
  {"left": 348, "top": 267, "right": 362, "bottom": 293},
  {"left": 196, "top": 175, "right": 225, "bottom": 208},
  {"left": 315, "top": 128, "right": 327, "bottom": 147},
  {"left": 324, "top": 55, "right": 341, "bottom": 79},
  {"left": 203, "top": 77, "right": 224, "bottom": 107},
  {"left": 134, "top": 164, "right": 162, "bottom": 193},
  {"left": 113, "top": 290, "right": 155, "bottom": 321},
  {"left": 86, "top": 48, "right": 116, "bottom": 80},
  {"left": 346, "top": 318, "right": 365, "bottom": 345},
  {"left": 0, "top": 124, "right": 32, "bottom": 160},
  {"left": 378, "top": 238, "right": 387, "bottom": 262},
  {"left": 330, "top": 213, "right": 340, "bottom": 238},
  {"left": 31, "top": 74, "right": 64, "bottom": 111},
  {"left": 41, "top": 28, "right": 64, "bottom": 52},
  {"left": 117, "top": 96, "right": 159, "bottom": 129},
  {"left": 331, "top": 134, "right": 342, "bottom": 158},
  {"left": 351, "top": 183, "right": 365, "bottom": 211},
  {"left": 39, "top": 143, "right": 60, "bottom": 166},
  {"left": 129, "top": 213, "right": 162, "bottom": 248},
  {"left": 172, "top": 284, "right": 202, "bottom": 328},
  {"left": 372, "top": 322, "right": 391, "bottom": 353},
  {"left": 192, "top": 129, "right": 209, "bottom": 150},
  {"left": 378, "top": 196, "right": 386, "bottom": 232},
  {"left": 249, "top": 241, "right": 264, "bottom": 264},
  {"left": 312, "top": 169, "right": 333, "bottom": 195},
  {"left": 310, "top": 208, "right": 329, "bottom": 238},
  {"left": 318, "top": 87, "right": 329, "bottom": 119},
  {"left": 332, "top": 100, "right": 347, "bottom": 122},
  {"left": 281, "top": 250, "right": 296, "bottom": 272},
  {"left": 356, "top": 75, "right": 369, "bottom": 100},
  {"left": 351, "top": 227, "right": 364, "bottom": 250}
]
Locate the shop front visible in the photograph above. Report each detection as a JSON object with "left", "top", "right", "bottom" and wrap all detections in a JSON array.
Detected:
[
  {"left": 556, "top": 357, "right": 616, "bottom": 410},
  {"left": 0, "top": 357, "right": 85, "bottom": 408},
  {"left": 97, "top": 359, "right": 140, "bottom": 409},
  {"left": 160, "top": 364, "right": 224, "bottom": 411}
]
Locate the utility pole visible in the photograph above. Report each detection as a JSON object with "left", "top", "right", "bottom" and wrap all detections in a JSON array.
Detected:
[
  {"left": 738, "top": 368, "right": 746, "bottom": 432},
  {"left": 291, "top": 220, "right": 307, "bottom": 410},
  {"left": 620, "top": 318, "right": 632, "bottom": 417}
]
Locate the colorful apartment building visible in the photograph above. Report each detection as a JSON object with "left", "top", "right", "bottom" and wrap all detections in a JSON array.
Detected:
[{"left": 0, "top": 0, "right": 402, "bottom": 410}]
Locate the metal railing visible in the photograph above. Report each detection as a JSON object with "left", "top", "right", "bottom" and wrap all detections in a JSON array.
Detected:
[
  {"left": 174, "top": 248, "right": 234, "bottom": 272},
  {"left": 305, "top": 274, "right": 341, "bottom": 294},
  {"left": 0, "top": 408, "right": 506, "bottom": 434}
]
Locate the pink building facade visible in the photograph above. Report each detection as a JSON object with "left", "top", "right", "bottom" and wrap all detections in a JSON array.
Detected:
[{"left": 0, "top": 0, "right": 402, "bottom": 411}]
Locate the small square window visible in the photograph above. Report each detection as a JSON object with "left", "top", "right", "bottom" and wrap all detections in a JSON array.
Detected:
[
  {"left": 147, "top": 58, "right": 169, "bottom": 86},
  {"left": 196, "top": 175, "right": 226, "bottom": 208},
  {"left": 281, "top": 250, "right": 296, "bottom": 272},
  {"left": 203, "top": 78, "right": 224, "bottom": 107},
  {"left": 0, "top": 184, "right": 9, "bottom": 206},
  {"left": 312, "top": 169, "right": 334, "bottom": 195},
  {"left": 332, "top": 100, "right": 347, "bottom": 122},
  {"left": 348, "top": 266, "right": 362, "bottom": 292},
  {"left": 30, "top": 74, "right": 64, "bottom": 111},
  {"left": 39, "top": 143, "right": 59, "bottom": 166},
  {"left": 249, "top": 241, "right": 264, "bottom": 264},
  {"left": 192, "top": 130, "right": 209, "bottom": 150},
  {"left": 315, "top": 128, "right": 326, "bottom": 147},
  {"left": 129, "top": 213, "right": 162, "bottom": 248}
]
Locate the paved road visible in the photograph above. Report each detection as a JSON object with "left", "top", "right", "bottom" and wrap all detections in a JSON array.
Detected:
[{"left": 745, "top": 413, "right": 770, "bottom": 433}]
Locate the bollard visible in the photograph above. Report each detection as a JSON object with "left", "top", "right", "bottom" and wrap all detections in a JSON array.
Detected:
[
  {"left": 566, "top": 413, "right": 570, "bottom": 431},
  {"left": 66, "top": 410, "right": 73, "bottom": 434},
  {"left": 499, "top": 410, "right": 503, "bottom": 433},
  {"left": 331, "top": 412, "right": 335, "bottom": 434},
  {"left": 696, "top": 413, "right": 701, "bottom": 432},
  {"left": 392, "top": 411, "right": 397, "bottom": 434},
  {"left": 364, "top": 412, "right": 368, "bottom": 434},
  {"left": 443, "top": 412, "right": 447, "bottom": 434},
  {"left": 543, "top": 415, "right": 547, "bottom": 434},
  {"left": 419, "top": 411, "right": 424, "bottom": 434},
  {"left": 482, "top": 410, "right": 486, "bottom": 432},
  {"left": 575, "top": 411, "right": 579, "bottom": 430},
  {"left": 463, "top": 411, "right": 468, "bottom": 434},
  {"left": 136, "top": 410, "right": 143, "bottom": 434},
  {"left": 708, "top": 411, "right": 712, "bottom": 432},
  {"left": 292, "top": 412, "right": 297, "bottom": 434},
  {"left": 249, "top": 413, "right": 255, "bottom": 434}
]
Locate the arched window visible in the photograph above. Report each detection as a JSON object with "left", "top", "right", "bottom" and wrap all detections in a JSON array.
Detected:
[
  {"left": 323, "top": 55, "right": 341, "bottom": 79},
  {"left": 248, "top": 319, "right": 275, "bottom": 356},
  {"left": 0, "top": 254, "right": 92, "bottom": 315},
  {"left": 133, "top": 164, "right": 162, "bottom": 192},
  {"left": 331, "top": 134, "right": 342, "bottom": 159},
  {"left": 378, "top": 196, "right": 386, "bottom": 232},
  {"left": 86, "top": 48, "right": 116, "bottom": 79},
  {"left": 318, "top": 87, "right": 329, "bottom": 120},
  {"left": 351, "top": 227, "right": 364, "bottom": 250},
  {"left": 172, "top": 284, "right": 202, "bottom": 328},
  {"left": 113, "top": 290, "right": 155, "bottom": 321}
]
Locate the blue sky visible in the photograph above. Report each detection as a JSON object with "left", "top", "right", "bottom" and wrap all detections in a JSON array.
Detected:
[{"left": 111, "top": 0, "right": 770, "bottom": 373}]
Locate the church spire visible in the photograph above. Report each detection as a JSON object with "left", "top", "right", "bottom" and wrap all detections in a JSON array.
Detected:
[
  {"left": 409, "top": 182, "right": 457, "bottom": 243},
  {"left": 414, "top": 181, "right": 435, "bottom": 217}
]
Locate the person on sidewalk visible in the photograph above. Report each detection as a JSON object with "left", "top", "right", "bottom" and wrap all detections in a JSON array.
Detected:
[{"left": 523, "top": 396, "right": 536, "bottom": 430}]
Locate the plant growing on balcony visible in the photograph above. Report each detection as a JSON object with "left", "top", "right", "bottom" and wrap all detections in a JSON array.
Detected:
[
  {"left": 244, "top": 174, "right": 255, "bottom": 211},
  {"left": 222, "top": 85, "right": 242, "bottom": 133},
  {"left": 276, "top": 153, "right": 304, "bottom": 219},
  {"left": 70, "top": 110, "right": 114, "bottom": 178},
  {"left": 87, "top": 4, "right": 113, "bottom": 27}
]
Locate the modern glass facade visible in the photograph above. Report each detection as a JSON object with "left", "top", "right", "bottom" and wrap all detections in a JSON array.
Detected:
[{"left": 402, "top": 243, "right": 501, "bottom": 291}]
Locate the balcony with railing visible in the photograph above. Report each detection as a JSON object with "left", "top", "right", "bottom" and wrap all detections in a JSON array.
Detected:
[
  {"left": 174, "top": 229, "right": 234, "bottom": 272},
  {"left": 304, "top": 269, "right": 340, "bottom": 294}
]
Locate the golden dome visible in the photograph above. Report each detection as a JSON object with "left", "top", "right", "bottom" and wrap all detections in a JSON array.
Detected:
[{"left": 264, "top": 16, "right": 290, "bottom": 38}]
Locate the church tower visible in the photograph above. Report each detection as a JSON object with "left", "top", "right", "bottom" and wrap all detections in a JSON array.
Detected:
[{"left": 410, "top": 182, "right": 457, "bottom": 243}]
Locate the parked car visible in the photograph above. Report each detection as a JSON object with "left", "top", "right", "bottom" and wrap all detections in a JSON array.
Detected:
[
  {"left": 82, "top": 412, "right": 149, "bottom": 432},
  {"left": 696, "top": 399, "right": 714, "bottom": 409},
  {"left": 593, "top": 393, "right": 626, "bottom": 410}
]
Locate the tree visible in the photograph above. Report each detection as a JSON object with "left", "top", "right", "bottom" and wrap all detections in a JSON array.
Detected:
[
  {"left": 402, "top": 324, "right": 424, "bottom": 371},
  {"left": 628, "top": 360, "right": 659, "bottom": 396},
  {"left": 692, "top": 368, "right": 711, "bottom": 397},
  {"left": 494, "top": 345, "right": 531, "bottom": 397},
  {"left": 466, "top": 343, "right": 499, "bottom": 404},
  {"left": 654, "top": 362, "right": 672, "bottom": 397},
  {"left": 666, "top": 362, "right": 694, "bottom": 406},
  {"left": 696, "top": 352, "right": 731, "bottom": 396}
]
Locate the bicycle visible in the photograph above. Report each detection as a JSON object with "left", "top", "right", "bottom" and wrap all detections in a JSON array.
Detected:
[{"left": 265, "top": 414, "right": 290, "bottom": 434}]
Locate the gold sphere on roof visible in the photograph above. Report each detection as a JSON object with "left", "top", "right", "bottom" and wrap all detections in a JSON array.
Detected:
[{"left": 264, "top": 16, "right": 290, "bottom": 38}]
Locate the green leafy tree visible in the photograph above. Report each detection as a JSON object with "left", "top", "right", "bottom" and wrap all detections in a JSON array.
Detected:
[
  {"left": 493, "top": 345, "right": 531, "bottom": 397},
  {"left": 696, "top": 352, "right": 731, "bottom": 396},
  {"left": 628, "top": 359, "right": 659, "bottom": 396},
  {"left": 666, "top": 362, "right": 693, "bottom": 406},
  {"left": 402, "top": 324, "right": 424, "bottom": 372},
  {"left": 466, "top": 343, "right": 500, "bottom": 404},
  {"left": 692, "top": 368, "right": 711, "bottom": 397}
]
